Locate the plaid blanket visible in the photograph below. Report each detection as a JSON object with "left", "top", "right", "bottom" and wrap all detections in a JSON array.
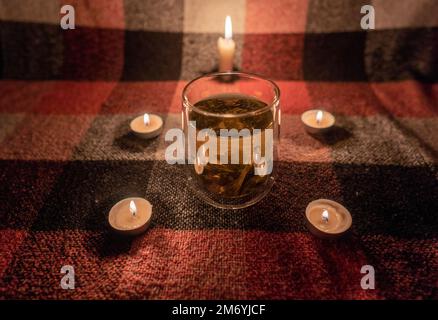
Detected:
[{"left": 0, "top": 0, "right": 437, "bottom": 300}]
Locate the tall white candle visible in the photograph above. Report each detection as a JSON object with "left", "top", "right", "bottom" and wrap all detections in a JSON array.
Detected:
[{"left": 217, "top": 15, "right": 235, "bottom": 72}]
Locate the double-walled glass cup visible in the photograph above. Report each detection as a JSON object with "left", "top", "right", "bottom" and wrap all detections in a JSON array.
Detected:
[{"left": 182, "top": 72, "right": 280, "bottom": 209}]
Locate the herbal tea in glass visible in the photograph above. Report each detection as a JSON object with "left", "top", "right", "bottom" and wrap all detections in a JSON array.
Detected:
[
  {"left": 183, "top": 72, "right": 280, "bottom": 209},
  {"left": 190, "top": 93, "right": 273, "bottom": 198}
]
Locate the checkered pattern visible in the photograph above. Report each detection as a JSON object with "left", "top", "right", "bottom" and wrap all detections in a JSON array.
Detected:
[{"left": 0, "top": 0, "right": 437, "bottom": 299}]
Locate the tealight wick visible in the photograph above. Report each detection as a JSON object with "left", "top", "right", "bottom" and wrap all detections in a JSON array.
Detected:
[
  {"left": 143, "top": 113, "right": 150, "bottom": 126},
  {"left": 316, "top": 110, "right": 323, "bottom": 125},
  {"left": 129, "top": 200, "right": 137, "bottom": 217},
  {"left": 322, "top": 209, "right": 329, "bottom": 223}
]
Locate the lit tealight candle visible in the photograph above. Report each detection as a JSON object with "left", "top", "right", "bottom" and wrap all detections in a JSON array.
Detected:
[
  {"left": 305, "top": 199, "right": 352, "bottom": 239},
  {"left": 301, "top": 109, "right": 335, "bottom": 134},
  {"left": 108, "top": 197, "right": 152, "bottom": 236},
  {"left": 217, "top": 15, "right": 235, "bottom": 72},
  {"left": 130, "top": 113, "right": 163, "bottom": 139}
]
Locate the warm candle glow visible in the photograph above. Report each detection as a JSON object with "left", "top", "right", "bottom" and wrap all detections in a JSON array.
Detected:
[
  {"left": 143, "top": 113, "right": 150, "bottom": 126},
  {"left": 316, "top": 110, "right": 323, "bottom": 124},
  {"left": 322, "top": 209, "right": 329, "bottom": 223},
  {"left": 129, "top": 200, "right": 137, "bottom": 216},
  {"left": 225, "top": 15, "right": 232, "bottom": 40}
]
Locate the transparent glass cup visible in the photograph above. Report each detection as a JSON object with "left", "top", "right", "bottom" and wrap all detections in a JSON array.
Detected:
[{"left": 182, "top": 72, "right": 280, "bottom": 209}]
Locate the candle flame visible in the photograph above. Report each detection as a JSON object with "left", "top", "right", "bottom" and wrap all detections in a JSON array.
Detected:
[
  {"left": 225, "top": 16, "right": 232, "bottom": 40},
  {"left": 143, "top": 113, "right": 150, "bottom": 126},
  {"left": 316, "top": 110, "right": 323, "bottom": 124},
  {"left": 322, "top": 209, "right": 329, "bottom": 223},
  {"left": 129, "top": 200, "right": 137, "bottom": 216}
]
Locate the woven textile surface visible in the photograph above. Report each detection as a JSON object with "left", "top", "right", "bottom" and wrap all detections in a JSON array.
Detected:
[{"left": 0, "top": 0, "right": 437, "bottom": 299}]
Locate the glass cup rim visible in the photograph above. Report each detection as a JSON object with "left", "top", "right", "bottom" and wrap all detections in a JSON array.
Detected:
[{"left": 182, "top": 71, "right": 280, "bottom": 118}]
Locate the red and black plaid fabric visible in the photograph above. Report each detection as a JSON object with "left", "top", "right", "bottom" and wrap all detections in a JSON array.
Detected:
[{"left": 0, "top": 0, "right": 437, "bottom": 300}]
